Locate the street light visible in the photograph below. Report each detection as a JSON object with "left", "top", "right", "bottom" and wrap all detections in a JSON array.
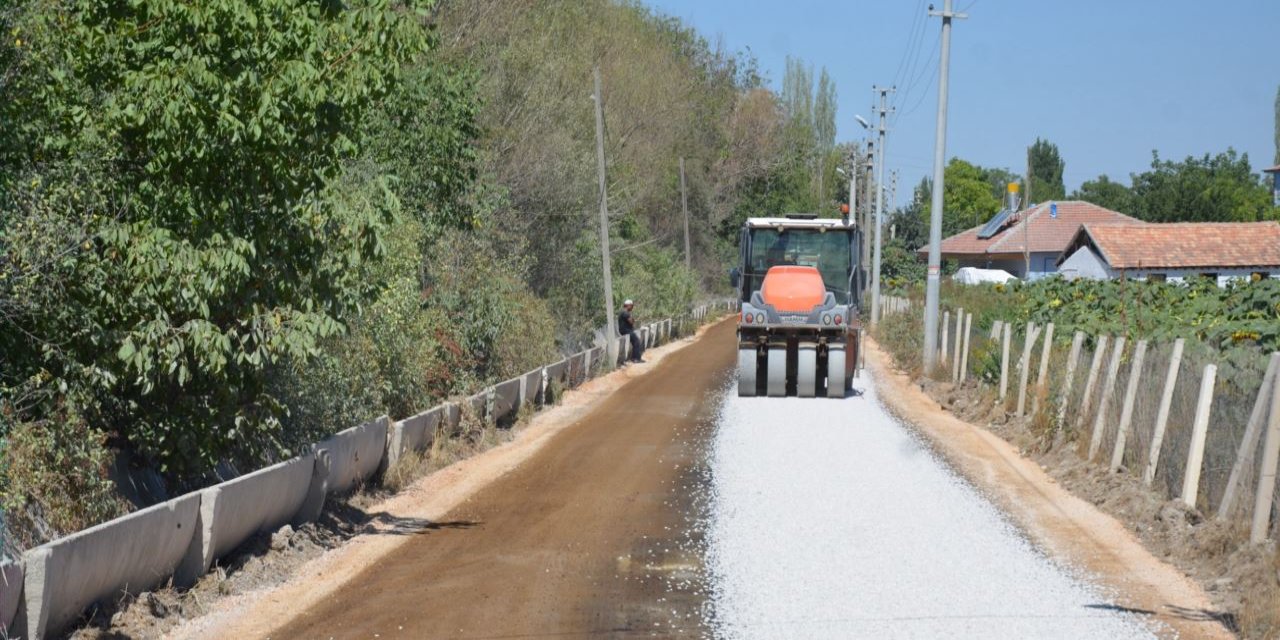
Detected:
[{"left": 855, "top": 114, "right": 871, "bottom": 130}]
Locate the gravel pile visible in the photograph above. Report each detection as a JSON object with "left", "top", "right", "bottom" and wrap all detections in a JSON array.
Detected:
[{"left": 704, "top": 371, "right": 1160, "bottom": 639}]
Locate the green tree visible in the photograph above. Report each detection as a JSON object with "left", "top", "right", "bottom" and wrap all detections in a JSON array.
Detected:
[
  {"left": 1071, "top": 175, "right": 1136, "bottom": 213},
  {"left": 1, "top": 0, "right": 432, "bottom": 476},
  {"left": 943, "top": 159, "right": 1004, "bottom": 236},
  {"left": 901, "top": 159, "right": 1003, "bottom": 244},
  {"left": 1129, "top": 149, "right": 1276, "bottom": 222},
  {"left": 1027, "top": 138, "right": 1066, "bottom": 203},
  {"left": 981, "top": 166, "right": 1020, "bottom": 209},
  {"left": 1274, "top": 84, "right": 1279, "bottom": 165}
]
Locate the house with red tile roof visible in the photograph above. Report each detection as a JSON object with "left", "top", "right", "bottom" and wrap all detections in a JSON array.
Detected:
[
  {"left": 927, "top": 201, "right": 1141, "bottom": 279},
  {"left": 1057, "top": 221, "right": 1280, "bottom": 284}
]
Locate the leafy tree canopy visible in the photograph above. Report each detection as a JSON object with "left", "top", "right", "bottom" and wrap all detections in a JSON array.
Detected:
[
  {"left": 1071, "top": 174, "right": 1136, "bottom": 214},
  {"left": 1, "top": 0, "right": 434, "bottom": 475},
  {"left": 1130, "top": 149, "right": 1276, "bottom": 222},
  {"left": 1027, "top": 137, "right": 1066, "bottom": 203}
]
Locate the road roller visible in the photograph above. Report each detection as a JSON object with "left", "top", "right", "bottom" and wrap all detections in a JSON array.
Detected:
[{"left": 732, "top": 214, "right": 865, "bottom": 398}]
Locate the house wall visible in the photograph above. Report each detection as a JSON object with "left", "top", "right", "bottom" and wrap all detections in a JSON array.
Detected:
[
  {"left": 1058, "top": 246, "right": 1280, "bottom": 285},
  {"left": 953, "top": 252, "right": 1061, "bottom": 280},
  {"left": 1125, "top": 268, "right": 1280, "bottom": 286},
  {"left": 1058, "top": 246, "right": 1112, "bottom": 280}
]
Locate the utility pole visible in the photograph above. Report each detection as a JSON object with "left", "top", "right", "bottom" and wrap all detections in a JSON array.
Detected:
[
  {"left": 680, "top": 156, "right": 691, "bottom": 269},
  {"left": 846, "top": 151, "right": 857, "bottom": 224},
  {"left": 1023, "top": 147, "right": 1033, "bottom": 277},
  {"left": 593, "top": 66, "right": 618, "bottom": 367},
  {"left": 861, "top": 140, "right": 874, "bottom": 280},
  {"left": 889, "top": 170, "right": 899, "bottom": 212},
  {"left": 922, "top": 0, "right": 967, "bottom": 371},
  {"left": 870, "top": 85, "right": 894, "bottom": 326}
]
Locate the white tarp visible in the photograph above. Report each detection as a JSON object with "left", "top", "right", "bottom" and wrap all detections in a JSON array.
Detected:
[{"left": 952, "top": 267, "right": 1018, "bottom": 285}]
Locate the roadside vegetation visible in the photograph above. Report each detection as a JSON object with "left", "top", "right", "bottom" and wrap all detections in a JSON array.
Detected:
[{"left": 0, "top": 0, "right": 840, "bottom": 552}]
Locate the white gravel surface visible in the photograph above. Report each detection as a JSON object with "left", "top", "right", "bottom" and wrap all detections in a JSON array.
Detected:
[{"left": 704, "top": 368, "right": 1161, "bottom": 640}]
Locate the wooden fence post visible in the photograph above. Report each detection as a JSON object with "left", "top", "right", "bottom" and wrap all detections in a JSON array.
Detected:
[
  {"left": 1076, "top": 335, "right": 1110, "bottom": 430},
  {"left": 959, "top": 313, "right": 973, "bottom": 384},
  {"left": 1056, "top": 331, "right": 1086, "bottom": 427},
  {"left": 1219, "top": 352, "right": 1280, "bottom": 520},
  {"left": 1016, "top": 322, "right": 1041, "bottom": 417},
  {"left": 990, "top": 320, "right": 1002, "bottom": 340},
  {"left": 1144, "top": 338, "right": 1185, "bottom": 487},
  {"left": 1088, "top": 336, "right": 1127, "bottom": 461},
  {"left": 1251, "top": 366, "right": 1280, "bottom": 543},
  {"left": 1032, "top": 323, "right": 1056, "bottom": 415},
  {"left": 1110, "top": 339, "right": 1148, "bottom": 472},
  {"left": 999, "top": 322, "right": 1012, "bottom": 400},
  {"left": 952, "top": 307, "right": 965, "bottom": 382},
  {"left": 941, "top": 310, "right": 950, "bottom": 373},
  {"left": 1181, "top": 364, "right": 1218, "bottom": 509}
]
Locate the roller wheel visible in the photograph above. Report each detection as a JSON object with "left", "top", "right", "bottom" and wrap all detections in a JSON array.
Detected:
[
  {"left": 737, "top": 348, "right": 757, "bottom": 397},
  {"left": 826, "top": 350, "right": 847, "bottom": 399},
  {"left": 797, "top": 346, "right": 819, "bottom": 397},
  {"left": 766, "top": 347, "right": 787, "bottom": 397}
]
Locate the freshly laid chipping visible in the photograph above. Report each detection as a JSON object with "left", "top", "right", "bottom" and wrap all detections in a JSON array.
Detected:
[{"left": 703, "top": 369, "right": 1159, "bottom": 640}]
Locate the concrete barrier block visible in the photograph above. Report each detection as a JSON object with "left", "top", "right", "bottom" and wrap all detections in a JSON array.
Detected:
[
  {"left": 519, "top": 368, "right": 542, "bottom": 406},
  {"left": 492, "top": 378, "right": 522, "bottom": 421},
  {"left": 441, "top": 402, "right": 461, "bottom": 433},
  {"left": 386, "top": 406, "right": 443, "bottom": 469},
  {"left": 296, "top": 448, "right": 330, "bottom": 526},
  {"left": 517, "top": 371, "right": 537, "bottom": 404},
  {"left": 2, "top": 559, "right": 22, "bottom": 638},
  {"left": 20, "top": 492, "right": 201, "bottom": 638},
  {"left": 566, "top": 351, "right": 588, "bottom": 387},
  {"left": 313, "top": 415, "right": 390, "bottom": 495},
  {"left": 587, "top": 347, "right": 604, "bottom": 377},
  {"left": 466, "top": 390, "right": 488, "bottom": 421},
  {"left": 177, "top": 454, "right": 314, "bottom": 586},
  {"left": 545, "top": 358, "right": 568, "bottom": 385}
]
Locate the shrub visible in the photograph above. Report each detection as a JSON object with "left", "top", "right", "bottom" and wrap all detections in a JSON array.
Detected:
[{"left": 0, "top": 406, "right": 128, "bottom": 549}]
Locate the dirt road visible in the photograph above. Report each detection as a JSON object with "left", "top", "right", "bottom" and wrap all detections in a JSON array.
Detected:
[{"left": 268, "top": 320, "right": 736, "bottom": 639}]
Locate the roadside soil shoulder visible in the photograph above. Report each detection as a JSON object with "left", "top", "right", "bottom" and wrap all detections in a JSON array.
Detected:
[
  {"left": 167, "top": 318, "right": 734, "bottom": 640},
  {"left": 864, "top": 337, "right": 1234, "bottom": 640}
]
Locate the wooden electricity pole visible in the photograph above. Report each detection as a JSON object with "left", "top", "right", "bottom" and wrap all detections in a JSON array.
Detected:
[{"left": 593, "top": 66, "right": 617, "bottom": 366}]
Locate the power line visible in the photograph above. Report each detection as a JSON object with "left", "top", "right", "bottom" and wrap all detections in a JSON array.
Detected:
[
  {"left": 892, "top": 32, "right": 941, "bottom": 125},
  {"left": 889, "top": 0, "right": 929, "bottom": 94}
]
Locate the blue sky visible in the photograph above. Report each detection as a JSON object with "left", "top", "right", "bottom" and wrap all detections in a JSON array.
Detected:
[{"left": 646, "top": 0, "right": 1280, "bottom": 207}]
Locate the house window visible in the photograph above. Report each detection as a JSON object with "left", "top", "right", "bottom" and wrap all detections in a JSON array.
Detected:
[
  {"left": 1201, "top": 273, "right": 1219, "bottom": 283},
  {"left": 1252, "top": 271, "right": 1271, "bottom": 282},
  {"left": 1148, "top": 273, "right": 1168, "bottom": 282}
]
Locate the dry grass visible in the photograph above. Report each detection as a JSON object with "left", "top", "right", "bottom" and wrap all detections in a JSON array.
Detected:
[{"left": 1239, "top": 555, "right": 1280, "bottom": 640}]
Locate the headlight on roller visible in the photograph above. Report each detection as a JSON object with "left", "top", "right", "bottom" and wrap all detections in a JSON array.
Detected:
[
  {"left": 834, "top": 314, "right": 843, "bottom": 325},
  {"left": 756, "top": 312, "right": 765, "bottom": 324},
  {"left": 822, "top": 314, "right": 831, "bottom": 325}
]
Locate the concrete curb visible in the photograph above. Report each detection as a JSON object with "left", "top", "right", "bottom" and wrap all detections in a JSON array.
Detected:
[
  {"left": 545, "top": 358, "right": 568, "bottom": 386},
  {"left": 1, "top": 558, "right": 22, "bottom": 638},
  {"left": 386, "top": 406, "right": 444, "bottom": 470},
  {"left": 176, "top": 455, "right": 315, "bottom": 586},
  {"left": 492, "top": 378, "right": 522, "bottom": 422},
  {"left": 20, "top": 492, "right": 201, "bottom": 638},
  {"left": 313, "top": 416, "right": 390, "bottom": 495},
  {"left": 519, "top": 368, "right": 543, "bottom": 407}
]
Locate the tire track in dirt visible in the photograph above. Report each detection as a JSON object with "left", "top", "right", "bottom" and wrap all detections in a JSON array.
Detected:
[{"left": 263, "top": 320, "right": 736, "bottom": 639}]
